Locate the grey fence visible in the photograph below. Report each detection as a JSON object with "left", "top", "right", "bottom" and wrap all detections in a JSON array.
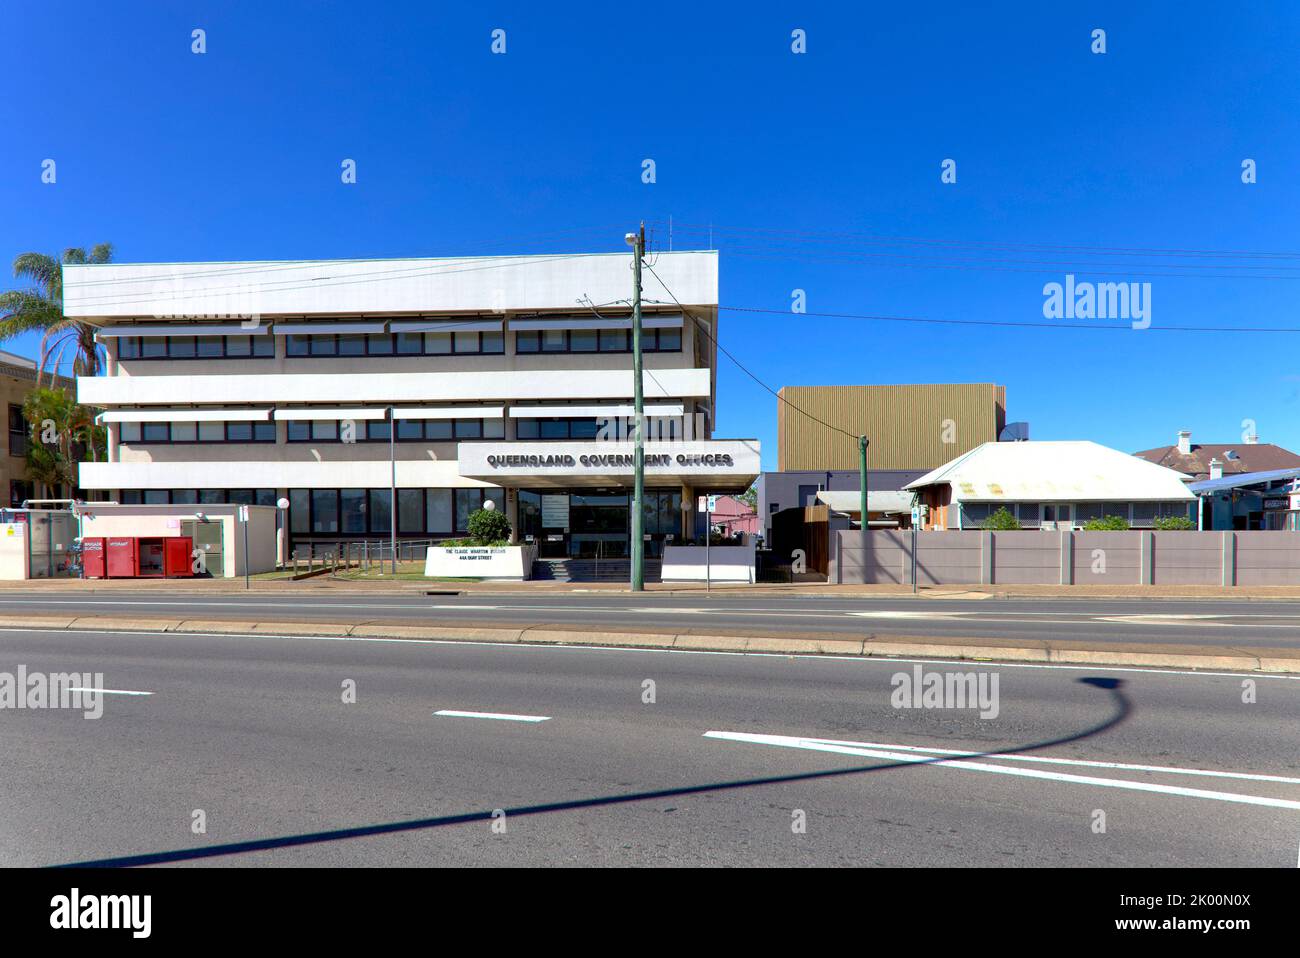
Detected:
[{"left": 832, "top": 529, "right": 1300, "bottom": 586}]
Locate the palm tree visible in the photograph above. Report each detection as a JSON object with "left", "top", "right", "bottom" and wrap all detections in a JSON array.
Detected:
[
  {"left": 0, "top": 244, "right": 113, "bottom": 381},
  {"left": 21, "top": 386, "right": 104, "bottom": 499}
]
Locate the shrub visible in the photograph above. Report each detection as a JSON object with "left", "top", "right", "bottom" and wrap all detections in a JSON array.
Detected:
[
  {"left": 1083, "top": 515, "right": 1130, "bottom": 531},
  {"left": 983, "top": 506, "right": 1020, "bottom": 530},
  {"left": 465, "top": 507, "right": 511, "bottom": 545},
  {"left": 1154, "top": 515, "right": 1195, "bottom": 530}
]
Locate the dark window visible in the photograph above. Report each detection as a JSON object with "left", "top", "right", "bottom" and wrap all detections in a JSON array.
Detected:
[
  {"left": 142, "top": 423, "right": 170, "bottom": 443},
  {"left": 427, "top": 489, "right": 453, "bottom": 533},
  {"left": 396, "top": 419, "right": 423, "bottom": 441},
  {"left": 569, "top": 328, "right": 598, "bottom": 352},
  {"left": 454, "top": 419, "right": 482, "bottom": 439},
  {"left": 341, "top": 489, "right": 368, "bottom": 533},
  {"left": 169, "top": 337, "right": 196, "bottom": 359},
  {"left": 118, "top": 337, "right": 140, "bottom": 359},
  {"left": 369, "top": 489, "right": 392, "bottom": 534},
  {"left": 311, "top": 489, "right": 340, "bottom": 533},
  {"left": 225, "top": 422, "right": 253, "bottom": 442},
  {"left": 309, "top": 335, "right": 337, "bottom": 356},
  {"left": 426, "top": 420, "right": 453, "bottom": 440},
  {"left": 290, "top": 489, "right": 310, "bottom": 533},
  {"left": 338, "top": 334, "right": 366, "bottom": 356},
  {"left": 516, "top": 419, "right": 539, "bottom": 440},
  {"left": 516, "top": 330, "right": 540, "bottom": 353},
  {"left": 8, "top": 405, "right": 27, "bottom": 457},
  {"left": 286, "top": 335, "right": 311, "bottom": 357},
  {"left": 599, "top": 329, "right": 628, "bottom": 352},
  {"left": 366, "top": 420, "right": 391, "bottom": 442},
  {"left": 398, "top": 489, "right": 424, "bottom": 533}
]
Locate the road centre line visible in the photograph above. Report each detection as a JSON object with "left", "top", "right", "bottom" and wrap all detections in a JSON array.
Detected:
[
  {"left": 68, "top": 688, "right": 153, "bottom": 696},
  {"left": 703, "top": 732, "right": 1300, "bottom": 811},
  {"left": 434, "top": 709, "right": 550, "bottom": 722}
]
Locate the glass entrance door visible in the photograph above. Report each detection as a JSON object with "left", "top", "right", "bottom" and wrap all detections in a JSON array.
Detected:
[{"left": 570, "top": 493, "right": 629, "bottom": 558}]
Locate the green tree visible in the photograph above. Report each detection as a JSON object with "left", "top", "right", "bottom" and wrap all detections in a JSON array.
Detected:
[
  {"left": 1153, "top": 514, "right": 1195, "bottom": 530},
  {"left": 737, "top": 485, "right": 758, "bottom": 512},
  {"left": 21, "top": 386, "right": 103, "bottom": 499},
  {"left": 466, "top": 507, "right": 511, "bottom": 545},
  {"left": 0, "top": 244, "right": 114, "bottom": 380},
  {"left": 984, "top": 506, "right": 1020, "bottom": 530},
  {"left": 1083, "top": 515, "right": 1130, "bottom": 531}
]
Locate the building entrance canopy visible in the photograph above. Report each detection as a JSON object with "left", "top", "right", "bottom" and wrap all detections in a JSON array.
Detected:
[{"left": 457, "top": 440, "right": 760, "bottom": 492}]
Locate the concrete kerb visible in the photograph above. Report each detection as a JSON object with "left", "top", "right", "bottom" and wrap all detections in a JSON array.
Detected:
[{"left": 0, "top": 614, "right": 1294, "bottom": 673}]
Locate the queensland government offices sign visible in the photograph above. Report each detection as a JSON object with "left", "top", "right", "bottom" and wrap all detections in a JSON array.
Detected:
[{"left": 458, "top": 441, "right": 760, "bottom": 482}]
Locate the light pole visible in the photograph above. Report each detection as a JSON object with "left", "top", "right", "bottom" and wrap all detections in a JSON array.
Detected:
[
  {"left": 389, "top": 406, "right": 397, "bottom": 575},
  {"left": 627, "top": 224, "right": 646, "bottom": 591}
]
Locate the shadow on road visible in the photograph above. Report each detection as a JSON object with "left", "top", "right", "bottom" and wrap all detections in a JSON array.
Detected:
[{"left": 55, "top": 677, "right": 1130, "bottom": 867}]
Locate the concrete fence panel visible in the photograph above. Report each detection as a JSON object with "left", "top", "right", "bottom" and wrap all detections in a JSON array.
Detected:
[
  {"left": 1234, "top": 531, "right": 1300, "bottom": 585},
  {"left": 914, "top": 530, "right": 982, "bottom": 585},
  {"left": 1072, "top": 531, "right": 1142, "bottom": 585},
  {"left": 832, "top": 528, "right": 1300, "bottom": 587},
  {"left": 1149, "top": 530, "right": 1222, "bottom": 585},
  {"left": 988, "top": 531, "right": 1060, "bottom": 584}
]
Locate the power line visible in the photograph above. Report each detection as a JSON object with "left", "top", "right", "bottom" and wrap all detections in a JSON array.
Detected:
[
  {"left": 718, "top": 246, "right": 1300, "bottom": 282},
  {"left": 640, "top": 261, "right": 861, "bottom": 442},
  {"left": 700, "top": 303, "right": 1300, "bottom": 335},
  {"left": 655, "top": 221, "right": 1300, "bottom": 262}
]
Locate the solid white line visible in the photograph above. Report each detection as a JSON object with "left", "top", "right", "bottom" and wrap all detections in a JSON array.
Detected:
[
  {"left": 2, "top": 627, "right": 1297, "bottom": 680},
  {"left": 66, "top": 688, "right": 153, "bottom": 696},
  {"left": 433, "top": 709, "right": 550, "bottom": 722},
  {"left": 766, "top": 735, "right": 1300, "bottom": 785},
  {"left": 703, "top": 731, "right": 1300, "bottom": 811}
]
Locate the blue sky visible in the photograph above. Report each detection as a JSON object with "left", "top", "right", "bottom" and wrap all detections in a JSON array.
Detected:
[{"left": 3, "top": 2, "right": 1299, "bottom": 469}]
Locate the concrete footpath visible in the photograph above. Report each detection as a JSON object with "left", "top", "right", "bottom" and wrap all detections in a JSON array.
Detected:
[
  {"left": 4, "top": 612, "right": 1298, "bottom": 673},
  {"left": 8, "top": 577, "right": 1300, "bottom": 600}
]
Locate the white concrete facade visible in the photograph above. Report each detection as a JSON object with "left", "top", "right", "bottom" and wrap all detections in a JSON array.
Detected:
[{"left": 69, "top": 252, "right": 757, "bottom": 559}]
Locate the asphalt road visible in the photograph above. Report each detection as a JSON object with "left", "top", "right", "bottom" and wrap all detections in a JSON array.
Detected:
[
  {"left": 1, "top": 624, "right": 1296, "bottom": 866},
  {"left": 5, "top": 591, "right": 1300, "bottom": 647}
]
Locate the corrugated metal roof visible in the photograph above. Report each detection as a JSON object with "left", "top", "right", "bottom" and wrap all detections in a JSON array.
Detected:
[
  {"left": 1188, "top": 467, "right": 1300, "bottom": 493},
  {"left": 905, "top": 441, "right": 1195, "bottom": 502},
  {"left": 817, "top": 490, "right": 914, "bottom": 514}
]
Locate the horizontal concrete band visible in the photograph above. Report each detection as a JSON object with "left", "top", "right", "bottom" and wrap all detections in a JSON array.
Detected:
[{"left": 2, "top": 614, "right": 1297, "bottom": 674}]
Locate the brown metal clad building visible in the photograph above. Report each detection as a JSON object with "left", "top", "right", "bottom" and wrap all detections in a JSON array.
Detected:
[{"left": 777, "top": 383, "right": 1006, "bottom": 471}]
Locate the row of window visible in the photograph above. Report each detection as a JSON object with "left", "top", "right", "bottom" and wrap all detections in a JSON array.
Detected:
[
  {"left": 513, "top": 416, "right": 687, "bottom": 440},
  {"left": 288, "top": 487, "right": 504, "bottom": 536},
  {"left": 120, "top": 421, "right": 277, "bottom": 444},
  {"left": 287, "top": 418, "right": 505, "bottom": 442},
  {"left": 117, "top": 335, "right": 276, "bottom": 360},
  {"left": 285, "top": 330, "right": 504, "bottom": 357},
  {"left": 116, "top": 418, "right": 508, "bottom": 444},
  {"left": 515, "top": 327, "right": 680, "bottom": 354},
  {"left": 115, "top": 327, "right": 683, "bottom": 359},
  {"left": 114, "top": 486, "right": 505, "bottom": 537},
  {"left": 959, "top": 501, "right": 1194, "bottom": 527},
  {"left": 118, "top": 489, "right": 279, "bottom": 506}
]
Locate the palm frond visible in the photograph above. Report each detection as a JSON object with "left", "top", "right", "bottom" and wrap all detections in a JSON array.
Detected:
[{"left": 12, "top": 252, "right": 60, "bottom": 293}]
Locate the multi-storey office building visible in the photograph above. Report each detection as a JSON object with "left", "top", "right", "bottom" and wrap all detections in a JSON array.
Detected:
[{"left": 67, "top": 252, "right": 759, "bottom": 561}]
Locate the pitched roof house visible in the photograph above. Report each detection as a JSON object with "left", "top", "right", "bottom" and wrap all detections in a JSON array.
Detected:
[{"left": 1133, "top": 430, "right": 1300, "bottom": 482}]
